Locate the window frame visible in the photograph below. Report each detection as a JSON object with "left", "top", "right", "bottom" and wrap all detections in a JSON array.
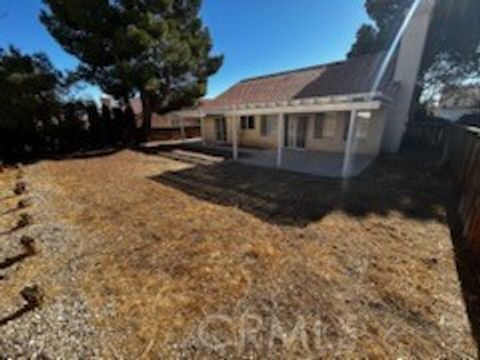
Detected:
[
  {"left": 240, "top": 115, "right": 255, "bottom": 130},
  {"left": 247, "top": 115, "right": 255, "bottom": 129},
  {"left": 241, "top": 116, "right": 248, "bottom": 130},
  {"left": 313, "top": 113, "right": 325, "bottom": 139}
]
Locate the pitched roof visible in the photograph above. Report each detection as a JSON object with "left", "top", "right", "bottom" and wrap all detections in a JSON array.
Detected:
[{"left": 203, "top": 52, "right": 393, "bottom": 111}]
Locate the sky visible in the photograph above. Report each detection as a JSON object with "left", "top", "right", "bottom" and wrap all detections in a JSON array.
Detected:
[{"left": 0, "top": 0, "right": 370, "bottom": 99}]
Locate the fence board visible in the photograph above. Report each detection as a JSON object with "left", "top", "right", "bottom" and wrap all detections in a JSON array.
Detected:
[
  {"left": 448, "top": 124, "right": 480, "bottom": 255},
  {"left": 403, "top": 121, "right": 446, "bottom": 150}
]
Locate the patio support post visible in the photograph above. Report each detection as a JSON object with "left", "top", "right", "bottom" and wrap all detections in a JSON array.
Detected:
[
  {"left": 342, "top": 110, "right": 357, "bottom": 178},
  {"left": 180, "top": 117, "right": 186, "bottom": 143},
  {"left": 277, "top": 113, "right": 285, "bottom": 168},
  {"left": 232, "top": 116, "right": 239, "bottom": 160},
  {"left": 200, "top": 116, "right": 206, "bottom": 146}
]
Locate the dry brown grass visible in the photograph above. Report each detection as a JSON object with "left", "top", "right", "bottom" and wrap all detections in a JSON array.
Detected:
[{"left": 0, "top": 149, "right": 478, "bottom": 358}]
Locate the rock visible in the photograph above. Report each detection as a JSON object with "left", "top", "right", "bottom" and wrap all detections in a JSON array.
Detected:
[
  {"left": 20, "top": 236, "right": 36, "bottom": 255},
  {"left": 18, "top": 198, "right": 33, "bottom": 209},
  {"left": 21, "top": 285, "right": 45, "bottom": 309},
  {"left": 14, "top": 182, "right": 27, "bottom": 195},
  {"left": 17, "top": 213, "right": 33, "bottom": 229}
]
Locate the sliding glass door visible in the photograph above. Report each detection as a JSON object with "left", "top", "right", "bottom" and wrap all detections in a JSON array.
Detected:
[{"left": 285, "top": 115, "right": 308, "bottom": 149}]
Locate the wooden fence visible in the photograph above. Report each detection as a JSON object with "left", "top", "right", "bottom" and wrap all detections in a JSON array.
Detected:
[
  {"left": 403, "top": 121, "right": 447, "bottom": 150},
  {"left": 447, "top": 124, "right": 480, "bottom": 255},
  {"left": 147, "top": 126, "right": 201, "bottom": 142}
]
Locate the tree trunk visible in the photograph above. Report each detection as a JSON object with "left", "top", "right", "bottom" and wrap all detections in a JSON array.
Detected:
[{"left": 141, "top": 91, "right": 153, "bottom": 142}]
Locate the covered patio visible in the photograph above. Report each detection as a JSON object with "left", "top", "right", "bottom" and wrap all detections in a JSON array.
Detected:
[
  {"left": 219, "top": 146, "right": 375, "bottom": 177},
  {"left": 224, "top": 106, "right": 386, "bottom": 178},
  {"left": 240, "top": 148, "right": 374, "bottom": 177}
]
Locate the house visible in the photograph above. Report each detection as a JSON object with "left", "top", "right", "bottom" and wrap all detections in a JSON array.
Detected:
[
  {"left": 129, "top": 98, "right": 204, "bottom": 141},
  {"left": 151, "top": 114, "right": 200, "bottom": 129},
  {"left": 198, "top": 0, "right": 436, "bottom": 177},
  {"left": 433, "top": 86, "right": 480, "bottom": 121}
]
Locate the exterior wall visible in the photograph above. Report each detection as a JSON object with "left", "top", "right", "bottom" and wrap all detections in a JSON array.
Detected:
[
  {"left": 201, "top": 116, "right": 220, "bottom": 145},
  {"left": 303, "top": 111, "right": 385, "bottom": 155},
  {"left": 202, "top": 115, "right": 276, "bottom": 148},
  {"left": 304, "top": 112, "right": 346, "bottom": 153},
  {"left": 202, "top": 110, "right": 386, "bottom": 156},
  {"left": 363, "top": 109, "right": 386, "bottom": 156},
  {"left": 238, "top": 115, "right": 278, "bottom": 149},
  {"left": 382, "top": 0, "right": 436, "bottom": 153}
]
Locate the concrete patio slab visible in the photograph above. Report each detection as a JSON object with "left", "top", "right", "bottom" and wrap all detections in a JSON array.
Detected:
[
  {"left": 191, "top": 145, "right": 375, "bottom": 177},
  {"left": 238, "top": 148, "right": 375, "bottom": 177}
]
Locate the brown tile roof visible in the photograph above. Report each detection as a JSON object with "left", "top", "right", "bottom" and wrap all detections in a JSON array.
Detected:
[{"left": 203, "top": 52, "right": 393, "bottom": 110}]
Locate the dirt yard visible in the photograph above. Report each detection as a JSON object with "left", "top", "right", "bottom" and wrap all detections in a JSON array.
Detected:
[{"left": 0, "top": 147, "right": 478, "bottom": 358}]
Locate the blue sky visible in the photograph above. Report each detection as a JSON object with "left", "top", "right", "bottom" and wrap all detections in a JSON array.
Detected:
[{"left": 0, "top": 0, "right": 369, "bottom": 99}]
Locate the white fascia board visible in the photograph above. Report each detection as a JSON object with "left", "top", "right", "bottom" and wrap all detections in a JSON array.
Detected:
[
  {"left": 203, "top": 92, "right": 390, "bottom": 116},
  {"left": 207, "top": 100, "right": 383, "bottom": 117}
]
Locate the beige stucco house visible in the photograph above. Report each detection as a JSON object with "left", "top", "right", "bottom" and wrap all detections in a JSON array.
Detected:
[
  {"left": 200, "top": 53, "right": 391, "bottom": 174},
  {"left": 197, "top": 0, "right": 436, "bottom": 177}
]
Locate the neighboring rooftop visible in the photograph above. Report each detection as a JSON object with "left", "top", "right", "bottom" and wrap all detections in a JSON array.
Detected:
[
  {"left": 203, "top": 52, "right": 394, "bottom": 111},
  {"left": 439, "top": 86, "right": 480, "bottom": 109}
]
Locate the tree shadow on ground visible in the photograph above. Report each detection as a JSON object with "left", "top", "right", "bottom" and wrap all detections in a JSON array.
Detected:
[
  {"left": 0, "top": 227, "right": 23, "bottom": 236},
  {"left": 0, "top": 248, "right": 35, "bottom": 270},
  {"left": 1, "top": 146, "right": 124, "bottom": 167},
  {"left": 1, "top": 207, "right": 22, "bottom": 216},
  {"left": 447, "top": 199, "right": 480, "bottom": 356},
  {"left": 148, "top": 148, "right": 449, "bottom": 227},
  {"left": 0, "top": 286, "right": 43, "bottom": 327},
  {"left": 0, "top": 306, "right": 32, "bottom": 327}
]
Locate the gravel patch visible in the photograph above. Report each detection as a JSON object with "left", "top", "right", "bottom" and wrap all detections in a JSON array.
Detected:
[{"left": 0, "top": 166, "right": 115, "bottom": 358}]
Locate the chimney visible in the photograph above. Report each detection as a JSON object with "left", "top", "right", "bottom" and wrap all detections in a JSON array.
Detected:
[{"left": 382, "top": 0, "right": 437, "bottom": 153}]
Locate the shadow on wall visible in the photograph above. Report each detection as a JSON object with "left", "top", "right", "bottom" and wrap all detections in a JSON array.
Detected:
[{"left": 148, "top": 149, "right": 449, "bottom": 227}]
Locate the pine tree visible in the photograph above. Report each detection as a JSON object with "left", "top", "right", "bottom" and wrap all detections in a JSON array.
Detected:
[
  {"left": 0, "top": 47, "right": 63, "bottom": 159},
  {"left": 348, "top": 0, "right": 414, "bottom": 59},
  {"left": 41, "top": 0, "right": 223, "bottom": 138},
  {"left": 349, "top": 0, "right": 480, "bottom": 105}
]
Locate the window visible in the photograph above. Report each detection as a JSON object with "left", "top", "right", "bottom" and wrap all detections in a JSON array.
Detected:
[
  {"left": 260, "top": 115, "right": 277, "bottom": 137},
  {"left": 314, "top": 113, "right": 336, "bottom": 139},
  {"left": 241, "top": 115, "right": 255, "bottom": 130},
  {"left": 355, "top": 111, "right": 372, "bottom": 140},
  {"left": 241, "top": 116, "right": 248, "bottom": 130},
  {"left": 314, "top": 114, "right": 325, "bottom": 139},
  {"left": 248, "top": 115, "right": 255, "bottom": 129}
]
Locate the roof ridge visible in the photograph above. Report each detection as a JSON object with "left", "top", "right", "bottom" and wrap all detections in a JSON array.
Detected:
[{"left": 240, "top": 51, "right": 385, "bottom": 83}]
